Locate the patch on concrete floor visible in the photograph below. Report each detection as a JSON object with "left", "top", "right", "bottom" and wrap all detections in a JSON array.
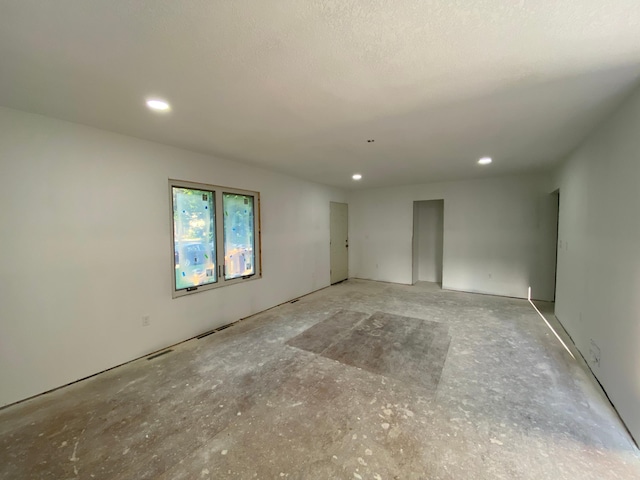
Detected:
[{"left": 287, "top": 310, "right": 451, "bottom": 391}]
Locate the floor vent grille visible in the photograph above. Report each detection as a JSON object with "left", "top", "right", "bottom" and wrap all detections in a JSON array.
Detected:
[
  {"left": 196, "top": 330, "right": 216, "bottom": 339},
  {"left": 215, "top": 322, "right": 236, "bottom": 332},
  {"left": 197, "top": 320, "right": 241, "bottom": 340},
  {"left": 147, "top": 349, "right": 173, "bottom": 360}
]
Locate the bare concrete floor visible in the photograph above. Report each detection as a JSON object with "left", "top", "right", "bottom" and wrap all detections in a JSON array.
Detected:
[{"left": 1, "top": 280, "right": 639, "bottom": 479}]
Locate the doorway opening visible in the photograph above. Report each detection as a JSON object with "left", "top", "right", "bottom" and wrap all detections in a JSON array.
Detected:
[
  {"left": 412, "top": 200, "right": 444, "bottom": 286},
  {"left": 551, "top": 189, "right": 560, "bottom": 302},
  {"left": 330, "top": 202, "right": 349, "bottom": 284}
]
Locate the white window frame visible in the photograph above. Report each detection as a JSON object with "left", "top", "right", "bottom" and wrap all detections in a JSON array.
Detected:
[{"left": 169, "top": 179, "right": 261, "bottom": 298}]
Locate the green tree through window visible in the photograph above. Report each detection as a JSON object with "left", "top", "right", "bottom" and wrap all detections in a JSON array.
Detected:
[
  {"left": 223, "top": 193, "right": 255, "bottom": 279},
  {"left": 172, "top": 187, "right": 216, "bottom": 290}
]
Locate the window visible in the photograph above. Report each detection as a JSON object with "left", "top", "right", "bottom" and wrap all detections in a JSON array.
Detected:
[
  {"left": 223, "top": 192, "right": 256, "bottom": 280},
  {"left": 170, "top": 180, "right": 261, "bottom": 297}
]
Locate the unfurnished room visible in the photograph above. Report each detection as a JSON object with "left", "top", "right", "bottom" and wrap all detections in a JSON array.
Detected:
[{"left": 1, "top": 1, "right": 640, "bottom": 479}]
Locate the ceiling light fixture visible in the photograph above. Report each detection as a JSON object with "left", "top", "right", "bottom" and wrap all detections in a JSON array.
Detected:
[
  {"left": 478, "top": 157, "right": 492, "bottom": 165},
  {"left": 146, "top": 98, "right": 171, "bottom": 112},
  {"left": 352, "top": 174, "right": 362, "bottom": 180}
]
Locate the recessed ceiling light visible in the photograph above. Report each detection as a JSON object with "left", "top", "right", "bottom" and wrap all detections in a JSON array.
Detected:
[
  {"left": 478, "top": 157, "right": 492, "bottom": 165},
  {"left": 146, "top": 99, "right": 171, "bottom": 112},
  {"left": 352, "top": 174, "right": 362, "bottom": 180}
]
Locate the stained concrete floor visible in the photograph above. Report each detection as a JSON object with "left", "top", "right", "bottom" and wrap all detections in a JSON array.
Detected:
[{"left": 1, "top": 280, "right": 639, "bottom": 479}]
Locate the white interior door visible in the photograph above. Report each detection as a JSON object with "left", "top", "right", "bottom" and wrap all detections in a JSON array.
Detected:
[{"left": 330, "top": 202, "right": 348, "bottom": 284}]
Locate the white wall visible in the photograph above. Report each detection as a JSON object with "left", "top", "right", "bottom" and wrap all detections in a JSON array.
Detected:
[
  {"left": 349, "top": 174, "right": 558, "bottom": 301},
  {"left": 0, "top": 107, "right": 345, "bottom": 407},
  {"left": 416, "top": 200, "right": 444, "bottom": 283},
  {"left": 553, "top": 84, "right": 640, "bottom": 443}
]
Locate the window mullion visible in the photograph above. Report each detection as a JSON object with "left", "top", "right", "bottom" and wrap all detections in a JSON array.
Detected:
[{"left": 215, "top": 191, "right": 226, "bottom": 282}]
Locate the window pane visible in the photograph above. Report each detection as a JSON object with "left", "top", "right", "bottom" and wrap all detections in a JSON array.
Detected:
[
  {"left": 173, "top": 187, "right": 216, "bottom": 290},
  {"left": 223, "top": 193, "right": 255, "bottom": 280}
]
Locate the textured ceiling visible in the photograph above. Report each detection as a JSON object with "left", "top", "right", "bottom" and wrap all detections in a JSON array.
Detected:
[{"left": 1, "top": 1, "right": 640, "bottom": 188}]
